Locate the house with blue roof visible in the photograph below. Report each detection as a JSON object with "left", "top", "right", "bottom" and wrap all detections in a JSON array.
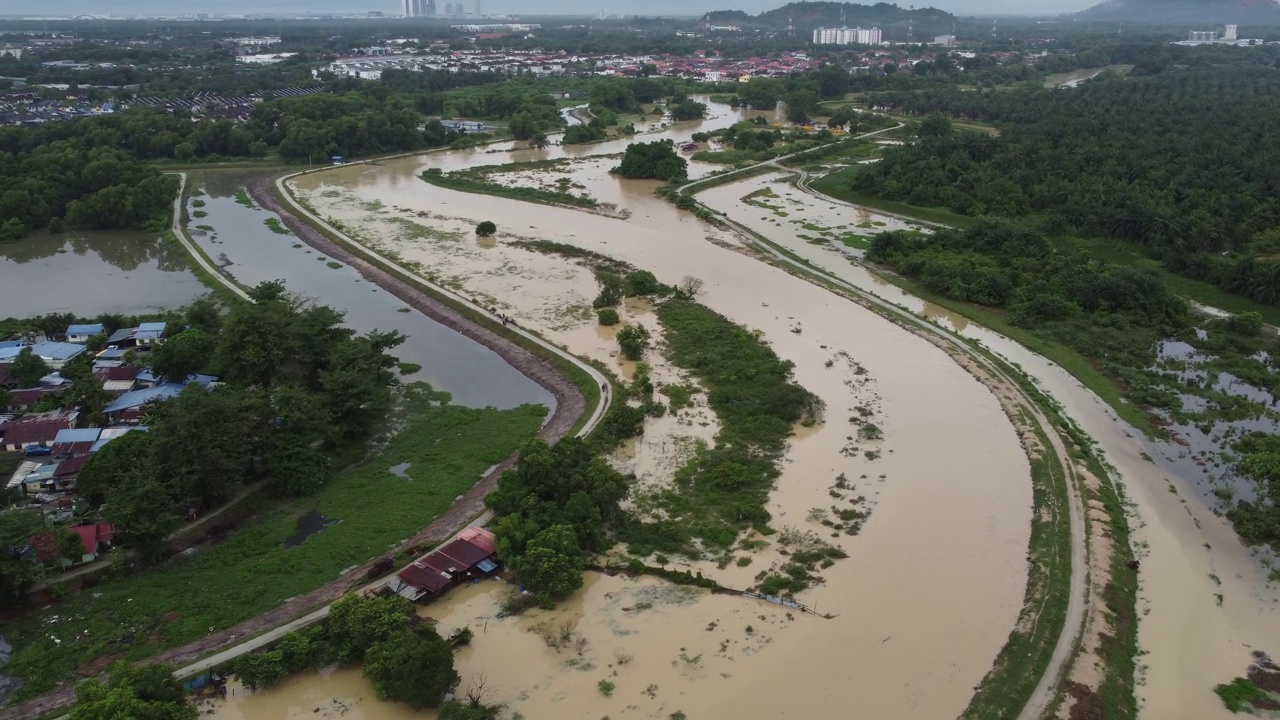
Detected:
[
  {"left": 103, "top": 383, "right": 186, "bottom": 423},
  {"left": 65, "top": 324, "right": 105, "bottom": 343},
  {"left": 0, "top": 342, "right": 85, "bottom": 368},
  {"left": 133, "top": 322, "right": 168, "bottom": 347}
]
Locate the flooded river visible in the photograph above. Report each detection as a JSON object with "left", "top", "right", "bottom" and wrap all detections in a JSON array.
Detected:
[
  {"left": 0, "top": 229, "right": 206, "bottom": 317},
  {"left": 695, "top": 171, "right": 1280, "bottom": 720},
  {"left": 271, "top": 97, "right": 1032, "bottom": 719},
  {"left": 188, "top": 172, "right": 552, "bottom": 411},
  {"left": 201, "top": 93, "right": 1276, "bottom": 720}
]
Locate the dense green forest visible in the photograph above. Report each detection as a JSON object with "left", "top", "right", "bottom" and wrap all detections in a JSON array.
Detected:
[
  {"left": 0, "top": 142, "right": 176, "bottom": 241},
  {"left": 850, "top": 58, "right": 1280, "bottom": 306}
]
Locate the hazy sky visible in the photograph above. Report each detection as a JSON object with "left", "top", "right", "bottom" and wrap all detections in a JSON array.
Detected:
[{"left": 25, "top": 0, "right": 1100, "bottom": 18}]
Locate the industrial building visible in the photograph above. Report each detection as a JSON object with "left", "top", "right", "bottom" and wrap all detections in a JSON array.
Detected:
[{"left": 812, "top": 26, "right": 882, "bottom": 46}]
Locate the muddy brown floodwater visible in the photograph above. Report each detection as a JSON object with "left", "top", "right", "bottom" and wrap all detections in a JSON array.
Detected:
[
  {"left": 696, "top": 171, "right": 1280, "bottom": 720},
  {"left": 240, "top": 97, "right": 1034, "bottom": 720}
]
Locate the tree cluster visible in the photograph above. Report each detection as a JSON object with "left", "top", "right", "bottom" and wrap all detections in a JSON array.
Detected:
[
  {"left": 868, "top": 219, "right": 1190, "bottom": 368},
  {"left": 612, "top": 140, "right": 688, "bottom": 182},
  {"left": 74, "top": 282, "right": 403, "bottom": 563},
  {"left": 235, "top": 594, "right": 459, "bottom": 710},
  {"left": 70, "top": 663, "right": 196, "bottom": 720},
  {"left": 0, "top": 140, "right": 177, "bottom": 241},
  {"left": 485, "top": 438, "right": 629, "bottom": 606}
]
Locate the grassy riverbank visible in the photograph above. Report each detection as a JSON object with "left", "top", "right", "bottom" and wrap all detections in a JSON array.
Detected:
[
  {"left": 0, "top": 385, "right": 546, "bottom": 702},
  {"left": 960, "top": 405, "right": 1072, "bottom": 719},
  {"left": 867, "top": 269, "right": 1161, "bottom": 438},
  {"left": 809, "top": 168, "right": 974, "bottom": 228}
]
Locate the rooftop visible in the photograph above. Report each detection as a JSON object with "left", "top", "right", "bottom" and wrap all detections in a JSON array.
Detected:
[{"left": 103, "top": 383, "right": 185, "bottom": 414}]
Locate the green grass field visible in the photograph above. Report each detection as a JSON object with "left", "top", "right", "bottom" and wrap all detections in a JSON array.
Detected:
[{"left": 1, "top": 385, "right": 546, "bottom": 702}]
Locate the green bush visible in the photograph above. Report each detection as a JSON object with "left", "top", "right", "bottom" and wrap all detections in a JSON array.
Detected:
[
  {"left": 617, "top": 324, "right": 651, "bottom": 360},
  {"left": 598, "top": 308, "right": 620, "bottom": 326}
]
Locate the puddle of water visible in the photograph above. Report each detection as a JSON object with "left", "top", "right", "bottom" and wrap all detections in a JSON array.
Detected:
[
  {"left": 389, "top": 462, "right": 411, "bottom": 478},
  {"left": 190, "top": 173, "right": 552, "bottom": 411},
  {"left": 283, "top": 510, "right": 338, "bottom": 549},
  {"left": 0, "top": 229, "right": 207, "bottom": 316}
]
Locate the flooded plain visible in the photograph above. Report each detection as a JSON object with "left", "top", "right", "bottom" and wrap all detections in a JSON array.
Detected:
[
  {"left": 0, "top": 229, "right": 207, "bottom": 317},
  {"left": 187, "top": 172, "right": 552, "bottom": 411},
  {"left": 275, "top": 97, "right": 1033, "bottom": 720}
]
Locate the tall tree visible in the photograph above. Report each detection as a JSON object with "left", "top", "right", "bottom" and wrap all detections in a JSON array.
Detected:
[
  {"left": 10, "top": 347, "right": 50, "bottom": 387},
  {"left": 363, "top": 627, "right": 458, "bottom": 710}
]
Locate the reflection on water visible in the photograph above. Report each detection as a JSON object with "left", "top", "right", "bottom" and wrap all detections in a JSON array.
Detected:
[
  {"left": 0, "top": 230, "right": 206, "bottom": 317},
  {"left": 189, "top": 173, "right": 552, "bottom": 411}
]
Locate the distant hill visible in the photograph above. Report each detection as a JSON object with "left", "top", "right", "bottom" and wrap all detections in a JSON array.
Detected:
[
  {"left": 1077, "top": 0, "right": 1280, "bottom": 23},
  {"left": 704, "top": 2, "right": 953, "bottom": 31}
]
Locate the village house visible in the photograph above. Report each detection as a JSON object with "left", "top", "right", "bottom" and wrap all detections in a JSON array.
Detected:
[
  {"left": 0, "top": 409, "right": 79, "bottom": 452},
  {"left": 0, "top": 341, "right": 85, "bottom": 369},
  {"left": 29, "top": 523, "right": 116, "bottom": 566},
  {"left": 387, "top": 527, "right": 499, "bottom": 601},
  {"left": 65, "top": 323, "right": 105, "bottom": 344}
]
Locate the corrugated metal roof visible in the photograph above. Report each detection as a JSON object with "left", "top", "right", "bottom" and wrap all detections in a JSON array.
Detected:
[
  {"left": 137, "top": 322, "right": 167, "bottom": 332},
  {"left": 103, "top": 384, "right": 185, "bottom": 414},
  {"left": 53, "top": 428, "right": 101, "bottom": 444},
  {"left": 66, "top": 324, "right": 104, "bottom": 336}
]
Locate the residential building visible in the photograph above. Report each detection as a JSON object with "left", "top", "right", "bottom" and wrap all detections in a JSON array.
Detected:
[
  {"left": 65, "top": 323, "right": 105, "bottom": 344},
  {"left": 813, "top": 26, "right": 882, "bottom": 46},
  {"left": 0, "top": 409, "right": 78, "bottom": 452},
  {"left": 0, "top": 341, "right": 85, "bottom": 369},
  {"left": 402, "top": 0, "right": 436, "bottom": 17},
  {"left": 387, "top": 527, "right": 499, "bottom": 601}
]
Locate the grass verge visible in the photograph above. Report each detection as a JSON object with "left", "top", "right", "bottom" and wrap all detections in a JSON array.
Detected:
[
  {"left": 0, "top": 385, "right": 546, "bottom": 702},
  {"left": 960, "top": 404, "right": 1071, "bottom": 719}
]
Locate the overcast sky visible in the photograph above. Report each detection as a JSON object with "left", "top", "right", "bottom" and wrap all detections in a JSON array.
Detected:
[{"left": 24, "top": 0, "right": 1099, "bottom": 18}]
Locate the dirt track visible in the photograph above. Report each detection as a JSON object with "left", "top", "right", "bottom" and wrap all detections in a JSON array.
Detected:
[{"left": 0, "top": 177, "right": 586, "bottom": 720}]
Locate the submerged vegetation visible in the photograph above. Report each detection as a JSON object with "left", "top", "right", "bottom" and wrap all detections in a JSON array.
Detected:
[
  {"left": 421, "top": 160, "right": 600, "bottom": 209},
  {"left": 621, "top": 299, "right": 822, "bottom": 558}
]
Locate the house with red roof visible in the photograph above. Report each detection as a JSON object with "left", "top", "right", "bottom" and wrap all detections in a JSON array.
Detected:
[{"left": 387, "top": 527, "right": 500, "bottom": 601}]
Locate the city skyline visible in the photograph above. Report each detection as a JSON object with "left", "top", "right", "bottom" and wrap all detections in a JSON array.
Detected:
[{"left": 15, "top": 0, "right": 1102, "bottom": 19}]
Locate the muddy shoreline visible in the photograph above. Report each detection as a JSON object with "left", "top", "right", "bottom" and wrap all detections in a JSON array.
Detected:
[{"left": 0, "top": 178, "right": 587, "bottom": 720}]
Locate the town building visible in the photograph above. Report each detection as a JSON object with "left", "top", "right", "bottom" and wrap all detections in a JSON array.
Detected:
[{"left": 812, "top": 26, "right": 882, "bottom": 46}]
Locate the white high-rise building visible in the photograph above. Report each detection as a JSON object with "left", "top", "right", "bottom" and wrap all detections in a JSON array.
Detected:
[
  {"left": 812, "top": 26, "right": 881, "bottom": 45},
  {"left": 1224, "top": 24, "right": 1238, "bottom": 40},
  {"left": 402, "top": 0, "right": 435, "bottom": 17}
]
